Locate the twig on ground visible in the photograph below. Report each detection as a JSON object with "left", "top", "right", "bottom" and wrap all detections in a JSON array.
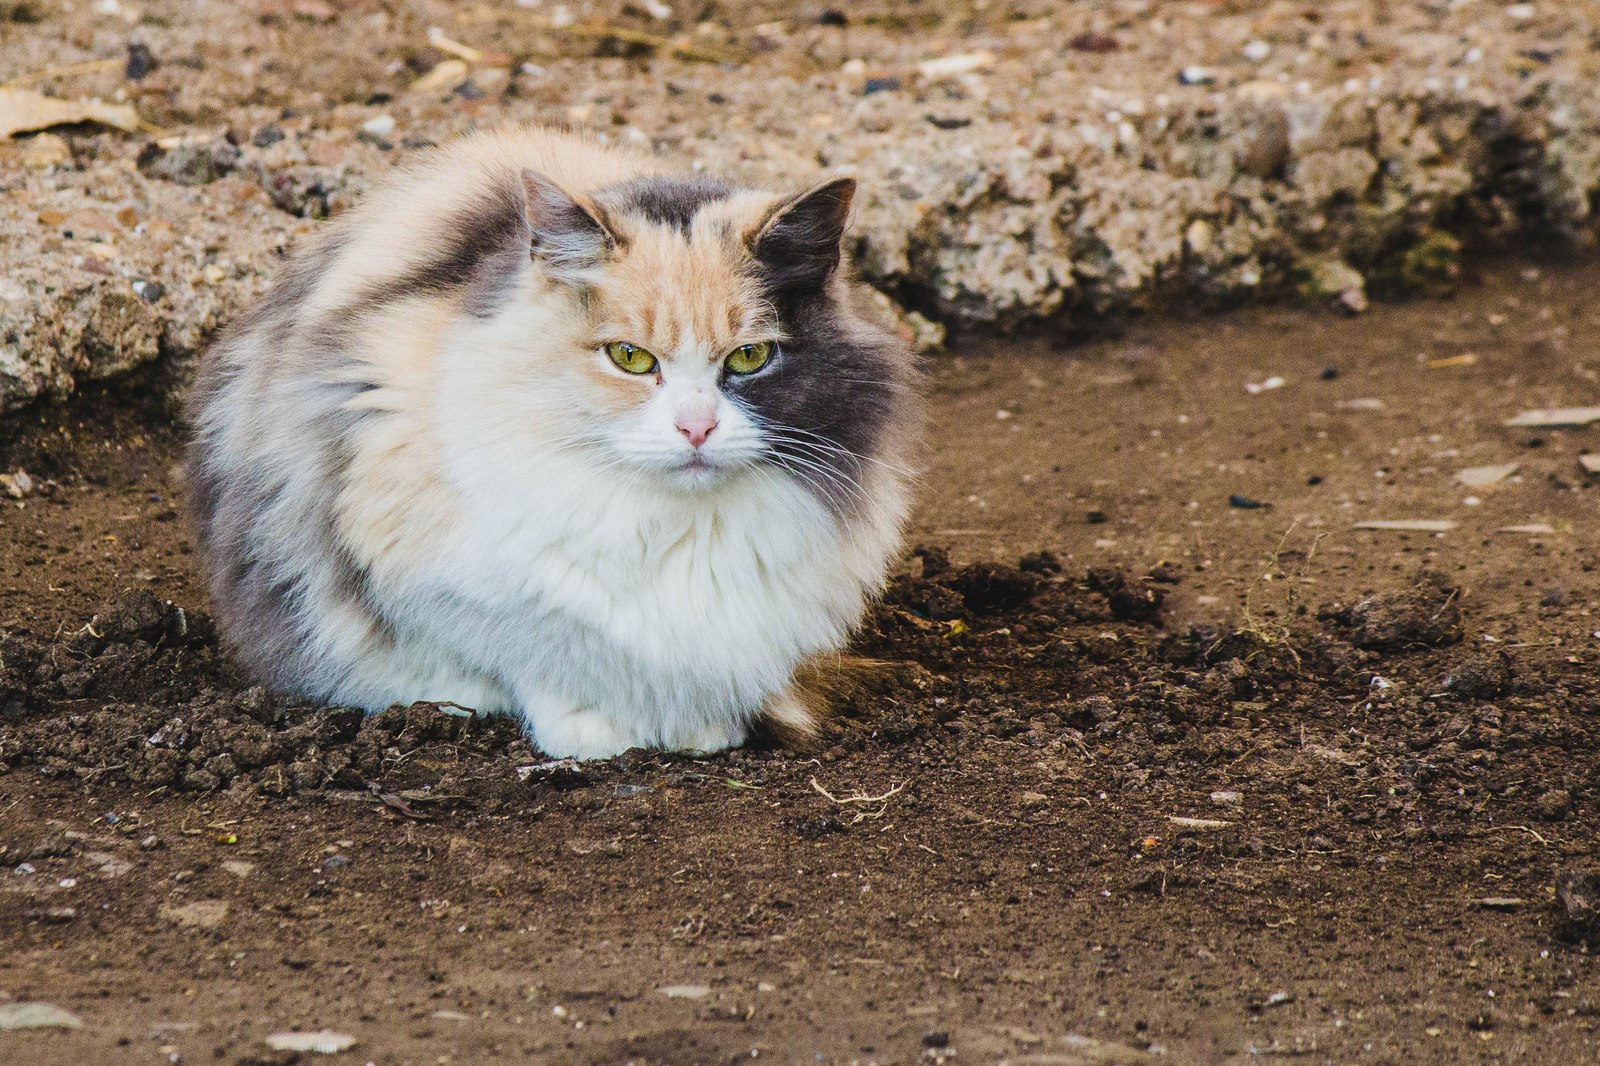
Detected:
[
  {"left": 810, "top": 776, "right": 906, "bottom": 823},
  {"left": 497, "top": 11, "right": 746, "bottom": 64},
  {"left": 1, "top": 58, "right": 121, "bottom": 90},
  {"left": 1484, "top": 824, "right": 1551, "bottom": 845},
  {"left": 368, "top": 782, "right": 429, "bottom": 820},
  {"left": 550, "top": 21, "right": 745, "bottom": 64}
]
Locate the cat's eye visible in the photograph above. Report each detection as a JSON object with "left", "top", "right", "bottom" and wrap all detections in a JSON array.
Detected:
[
  {"left": 605, "top": 341, "right": 657, "bottom": 375},
  {"left": 725, "top": 341, "right": 775, "bottom": 375}
]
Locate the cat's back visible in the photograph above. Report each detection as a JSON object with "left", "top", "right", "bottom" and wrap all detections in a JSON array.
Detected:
[
  {"left": 189, "top": 126, "right": 658, "bottom": 421},
  {"left": 294, "top": 127, "right": 660, "bottom": 322}
]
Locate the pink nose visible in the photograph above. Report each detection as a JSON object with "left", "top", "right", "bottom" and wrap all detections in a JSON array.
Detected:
[{"left": 676, "top": 415, "right": 718, "bottom": 448}]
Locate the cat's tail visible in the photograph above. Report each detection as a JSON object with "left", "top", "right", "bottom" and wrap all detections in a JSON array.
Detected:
[{"left": 753, "top": 654, "right": 889, "bottom": 750}]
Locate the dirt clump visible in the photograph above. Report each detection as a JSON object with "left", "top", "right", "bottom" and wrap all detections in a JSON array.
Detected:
[
  {"left": 1, "top": 588, "right": 539, "bottom": 803},
  {"left": 1084, "top": 566, "right": 1165, "bottom": 624},
  {"left": 1325, "top": 570, "right": 1463, "bottom": 649},
  {"left": 1556, "top": 870, "right": 1600, "bottom": 940},
  {"left": 1442, "top": 648, "right": 1513, "bottom": 698}
]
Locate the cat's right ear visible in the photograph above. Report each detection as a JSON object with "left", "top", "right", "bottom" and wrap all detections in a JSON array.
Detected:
[
  {"left": 521, "top": 168, "right": 617, "bottom": 286},
  {"left": 749, "top": 177, "right": 856, "bottom": 293}
]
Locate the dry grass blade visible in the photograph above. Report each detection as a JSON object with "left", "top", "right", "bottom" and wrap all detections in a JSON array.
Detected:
[
  {"left": 1482, "top": 824, "right": 1552, "bottom": 845},
  {"left": 559, "top": 23, "right": 745, "bottom": 64},
  {"left": 505, "top": 11, "right": 747, "bottom": 65},
  {"left": 1351, "top": 519, "right": 1457, "bottom": 532},
  {"left": 368, "top": 782, "right": 429, "bottom": 820},
  {"left": 1, "top": 58, "right": 121, "bottom": 90},
  {"left": 1504, "top": 406, "right": 1600, "bottom": 428}
]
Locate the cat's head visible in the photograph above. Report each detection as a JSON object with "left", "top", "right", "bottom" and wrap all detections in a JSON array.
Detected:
[{"left": 494, "top": 168, "right": 912, "bottom": 506}]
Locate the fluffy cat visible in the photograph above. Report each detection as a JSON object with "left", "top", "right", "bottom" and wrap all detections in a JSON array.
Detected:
[{"left": 185, "top": 127, "right": 918, "bottom": 759}]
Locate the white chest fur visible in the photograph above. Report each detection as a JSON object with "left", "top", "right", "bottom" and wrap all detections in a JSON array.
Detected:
[{"left": 340, "top": 404, "right": 898, "bottom": 754}]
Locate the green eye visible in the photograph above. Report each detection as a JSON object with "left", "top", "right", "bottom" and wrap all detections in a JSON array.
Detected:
[
  {"left": 725, "top": 341, "right": 775, "bottom": 375},
  {"left": 605, "top": 341, "right": 657, "bottom": 375}
]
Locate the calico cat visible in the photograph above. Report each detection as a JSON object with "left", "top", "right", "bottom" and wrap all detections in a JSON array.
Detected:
[{"left": 185, "top": 127, "right": 918, "bottom": 759}]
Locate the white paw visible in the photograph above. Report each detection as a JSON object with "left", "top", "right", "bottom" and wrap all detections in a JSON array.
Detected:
[
  {"left": 671, "top": 718, "right": 748, "bottom": 755},
  {"left": 527, "top": 705, "right": 640, "bottom": 760}
]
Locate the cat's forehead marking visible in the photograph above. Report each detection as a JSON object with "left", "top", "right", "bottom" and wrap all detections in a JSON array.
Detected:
[
  {"left": 604, "top": 175, "right": 736, "bottom": 235},
  {"left": 593, "top": 194, "right": 780, "bottom": 359}
]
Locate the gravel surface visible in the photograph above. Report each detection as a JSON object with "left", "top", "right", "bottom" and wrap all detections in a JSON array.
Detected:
[{"left": 6, "top": 0, "right": 1600, "bottom": 409}]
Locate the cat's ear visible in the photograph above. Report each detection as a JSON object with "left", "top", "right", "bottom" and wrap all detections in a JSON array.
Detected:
[
  {"left": 749, "top": 177, "right": 856, "bottom": 292},
  {"left": 521, "top": 168, "right": 618, "bottom": 285}
]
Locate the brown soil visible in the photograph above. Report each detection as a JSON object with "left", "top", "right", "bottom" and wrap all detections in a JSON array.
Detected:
[{"left": 4, "top": 264, "right": 1600, "bottom": 1064}]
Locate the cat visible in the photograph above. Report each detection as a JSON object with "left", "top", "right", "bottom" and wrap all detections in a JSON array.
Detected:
[{"left": 185, "top": 127, "right": 918, "bottom": 759}]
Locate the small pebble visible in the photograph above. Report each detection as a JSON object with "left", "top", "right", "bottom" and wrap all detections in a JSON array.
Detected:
[
  {"left": 1556, "top": 869, "right": 1599, "bottom": 932},
  {"left": 657, "top": 984, "right": 710, "bottom": 999},
  {"left": 21, "top": 133, "right": 71, "bottom": 169},
  {"left": 0, "top": 1003, "right": 83, "bottom": 1031},
  {"left": 0, "top": 470, "right": 35, "bottom": 499},
  {"left": 264, "top": 1031, "right": 358, "bottom": 1054},
  {"left": 1069, "top": 32, "right": 1119, "bottom": 53},
  {"left": 125, "top": 41, "right": 158, "bottom": 80}
]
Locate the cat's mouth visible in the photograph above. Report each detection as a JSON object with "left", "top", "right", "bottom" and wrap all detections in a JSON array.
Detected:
[{"left": 672, "top": 452, "right": 727, "bottom": 485}]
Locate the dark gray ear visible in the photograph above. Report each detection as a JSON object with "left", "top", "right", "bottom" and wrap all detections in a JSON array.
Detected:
[
  {"left": 750, "top": 177, "right": 856, "bottom": 292},
  {"left": 521, "top": 168, "right": 617, "bottom": 285}
]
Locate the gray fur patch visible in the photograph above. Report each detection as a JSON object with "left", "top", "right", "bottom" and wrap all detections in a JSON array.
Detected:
[
  {"left": 724, "top": 284, "right": 909, "bottom": 513},
  {"left": 352, "top": 179, "right": 532, "bottom": 318},
  {"left": 729, "top": 181, "right": 910, "bottom": 514},
  {"left": 601, "top": 175, "right": 735, "bottom": 234},
  {"left": 184, "top": 234, "right": 395, "bottom": 703}
]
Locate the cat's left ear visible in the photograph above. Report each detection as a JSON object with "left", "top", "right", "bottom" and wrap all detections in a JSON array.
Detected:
[
  {"left": 521, "top": 168, "right": 618, "bottom": 286},
  {"left": 749, "top": 177, "right": 856, "bottom": 292}
]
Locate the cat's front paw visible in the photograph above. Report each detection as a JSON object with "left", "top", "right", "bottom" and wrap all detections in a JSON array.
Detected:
[
  {"left": 529, "top": 706, "right": 640, "bottom": 761},
  {"left": 672, "top": 719, "right": 748, "bottom": 755}
]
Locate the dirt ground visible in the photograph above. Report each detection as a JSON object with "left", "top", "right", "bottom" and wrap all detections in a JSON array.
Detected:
[{"left": 0, "top": 261, "right": 1597, "bottom": 1065}]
